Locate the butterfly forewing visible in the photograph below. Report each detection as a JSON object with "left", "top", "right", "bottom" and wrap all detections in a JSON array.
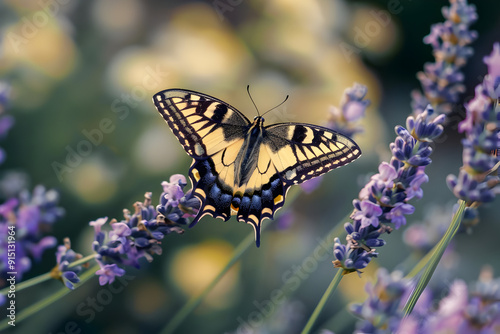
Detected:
[
  {"left": 153, "top": 89, "right": 250, "bottom": 158},
  {"left": 263, "top": 123, "right": 361, "bottom": 185}
]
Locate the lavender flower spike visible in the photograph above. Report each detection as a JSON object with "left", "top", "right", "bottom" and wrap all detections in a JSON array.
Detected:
[
  {"left": 447, "top": 43, "right": 500, "bottom": 229},
  {"left": 0, "top": 186, "right": 64, "bottom": 280},
  {"left": 350, "top": 268, "right": 412, "bottom": 333},
  {"left": 302, "top": 83, "right": 369, "bottom": 194},
  {"left": 361, "top": 268, "right": 500, "bottom": 333},
  {"left": 412, "top": 0, "right": 478, "bottom": 115},
  {"left": 0, "top": 82, "right": 13, "bottom": 164},
  {"left": 92, "top": 179, "right": 199, "bottom": 284},
  {"left": 327, "top": 83, "right": 370, "bottom": 138},
  {"left": 334, "top": 106, "right": 445, "bottom": 274}
]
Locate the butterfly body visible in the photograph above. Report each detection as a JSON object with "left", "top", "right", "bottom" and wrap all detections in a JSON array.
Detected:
[
  {"left": 232, "top": 116, "right": 264, "bottom": 187},
  {"left": 153, "top": 89, "right": 361, "bottom": 246}
]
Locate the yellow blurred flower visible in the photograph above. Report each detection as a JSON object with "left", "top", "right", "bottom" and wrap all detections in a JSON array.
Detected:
[
  {"left": 66, "top": 159, "right": 118, "bottom": 203},
  {"left": 169, "top": 240, "right": 241, "bottom": 310},
  {"left": 347, "top": 4, "right": 401, "bottom": 62},
  {"left": 2, "top": 16, "right": 77, "bottom": 78},
  {"left": 150, "top": 2, "right": 253, "bottom": 89},
  {"left": 92, "top": 0, "right": 145, "bottom": 39}
]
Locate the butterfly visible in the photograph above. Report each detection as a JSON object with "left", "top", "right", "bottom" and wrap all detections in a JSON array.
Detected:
[{"left": 153, "top": 88, "right": 361, "bottom": 246}]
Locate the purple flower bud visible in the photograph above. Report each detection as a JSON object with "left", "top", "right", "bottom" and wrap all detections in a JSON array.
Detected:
[
  {"left": 352, "top": 200, "right": 383, "bottom": 228},
  {"left": 385, "top": 203, "right": 415, "bottom": 229},
  {"left": 96, "top": 263, "right": 126, "bottom": 286},
  {"left": 484, "top": 43, "right": 500, "bottom": 77},
  {"left": 89, "top": 217, "right": 108, "bottom": 234}
]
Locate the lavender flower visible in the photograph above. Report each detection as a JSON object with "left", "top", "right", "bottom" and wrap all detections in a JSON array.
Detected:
[
  {"left": 50, "top": 238, "right": 82, "bottom": 290},
  {"left": 354, "top": 268, "right": 500, "bottom": 334},
  {"left": 95, "top": 263, "right": 125, "bottom": 285},
  {"left": 0, "top": 186, "right": 64, "bottom": 281},
  {"left": 91, "top": 177, "right": 199, "bottom": 285},
  {"left": 415, "top": 268, "right": 500, "bottom": 333},
  {"left": 447, "top": 43, "right": 500, "bottom": 228},
  {"left": 301, "top": 83, "right": 369, "bottom": 193},
  {"left": 326, "top": 83, "right": 370, "bottom": 138},
  {"left": 350, "top": 268, "right": 412, "bottom": 333},
  {"left": 0, "top": 82, "right": 13, "bottom": 164},
  {"left": 412, "top": 0, "right": 478, "bottom": 115},
  {"left": 334, "top": 106, "right": 444, "bottom": 274}
]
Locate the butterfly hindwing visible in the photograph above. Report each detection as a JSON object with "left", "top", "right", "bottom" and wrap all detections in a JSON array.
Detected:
[
  {"left": 153, "top": 89, "right": 251, "bottom": 158},
  {"left": 188, "top": 157, "right": 288, "bottom": 247},
  {"left": 263, "top": 123, "right": 361, "bottom": 184}
]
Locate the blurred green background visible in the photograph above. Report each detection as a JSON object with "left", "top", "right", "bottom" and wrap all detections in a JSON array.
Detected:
[{"left": 1, "top": 0, "right": 500, "bottom": 333}]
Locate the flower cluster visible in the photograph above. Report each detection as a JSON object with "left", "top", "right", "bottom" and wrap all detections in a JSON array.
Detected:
[
  {"left": 412, "top": 0, "right": 478, "bottom": 115},
  {"left": 350, "top": 268, "right": 412, "bottom": 334},
  {"left": 422, "top": 277, "right": 500, "bottom": 333},
  {"left": 333, "top": 106, "right": 445, "bottom": 274},
  {"left": 90, "top": 175, "right": 199, "bottom": 285},
  {"left": 351, "top": 267, "right": 500, "bottom": 334},
  {"left": 326, "top": 83, "right": 370, "bottom": 138},
  {"left": 50, "top": 238, "right": 83, "bottom": 290},
  {"left": 0, "top": 185, "right": 65, "bottom": 281},
  {"left": 400, "top": 269, "right": 500, "bottom": 333},
  {"left": 301, "top": 83, "right": 369, "bottom": 194},
  {"left": 0, "top": 82, "right": 13, "bottom": 164},
  {"left": 447, "top": 43, "right": 500, "bottom": 228}
]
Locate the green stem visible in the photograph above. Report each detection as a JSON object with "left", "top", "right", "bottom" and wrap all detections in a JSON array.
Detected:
[
  {"left": 301, "top": 269, "right": 343, "bottom": 334},
  {"left": 0, "top": 264, "right": 99, "bottom": 331},
  {"left": 0, "top": 272, "right": 52, "bottom": 296},
  {"left": 0, "top": 254, "right": 97, "bottom": 296},
  {"left": 403, "top": 200, "right": 466, "bottom": 316},
  {"left": 406, "top": 241, "right": 439, "bottom": 279},
  {"left": 68, "top": 254, "right": 97, "bottom": 268},
  {"left": 160, "top": 230, "right": 257, "bottom": 334}
]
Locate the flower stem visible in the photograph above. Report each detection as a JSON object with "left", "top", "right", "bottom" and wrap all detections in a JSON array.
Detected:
[
  {"left": 0, "top": 263, "right": 99, "bottom": 331},
  {"left": 0, "top": 272, "right": 52, "bottom": 295},
  {"left": 301, "top": 269, "right": 343, "bottom": 334},
  {"left": 68, "top": 253, "right": 98, "bottom": 268},
  {"left": 160, "top": 230, "right": 258, "bottom": 334},
  {"left": 403, "top": 200, "right": 466, "bottom": 316},
  {"left": 0, "top": 253, "right": 98, "bottom": 296}
]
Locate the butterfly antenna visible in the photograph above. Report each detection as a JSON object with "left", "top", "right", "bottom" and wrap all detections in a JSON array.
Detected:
[
  {"left": 261, "top": 94, "right": 289, "bottom": 117},
  {"left": 247, "top": 85, "right": 260, "bottom": 116}
]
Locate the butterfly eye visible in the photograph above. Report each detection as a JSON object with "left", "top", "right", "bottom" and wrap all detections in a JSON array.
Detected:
[{"left": 253, "top": 116, "right": 265, "bottom": 124}]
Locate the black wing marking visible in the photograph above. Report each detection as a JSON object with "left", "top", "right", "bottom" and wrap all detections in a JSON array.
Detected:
[
  {"left": 153, "top": 89, "right": 251, "bottom": 158},
  {"left": 263, "top": 123, "right": 361, "bottom": 185}
]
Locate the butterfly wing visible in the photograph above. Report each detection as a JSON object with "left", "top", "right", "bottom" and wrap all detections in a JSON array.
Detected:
[
  {"left": 153, "top": 89, "right": 251, "bottom": 158},
  {"left": 263, "top": 123, "right": 362, "bottom": 184}
]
